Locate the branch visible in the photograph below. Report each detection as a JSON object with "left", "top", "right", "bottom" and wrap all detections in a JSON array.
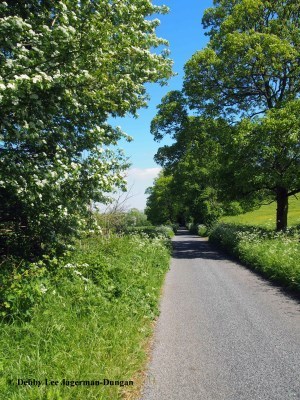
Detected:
[
  {"left": 248, "top": 109, "right": 267, "bottom": 119},
  {"left": 288, "top": 188, "right": 300, "bottom": 197},
  {"left": 260, "top": 199, "right": 275, "bottom": 206}
]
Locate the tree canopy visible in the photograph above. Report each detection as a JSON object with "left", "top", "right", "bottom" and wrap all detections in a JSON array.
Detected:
[
  {"left": 146, "top": 0, "right": 300, "bottom": 230},
  {"left": 184, "top": 0, "right": 300, "bottom": 117}
]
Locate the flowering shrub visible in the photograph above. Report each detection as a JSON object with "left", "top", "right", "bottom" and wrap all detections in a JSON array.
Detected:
[{"left": 0, "top": 1, "right": 173, "bottom": 260}]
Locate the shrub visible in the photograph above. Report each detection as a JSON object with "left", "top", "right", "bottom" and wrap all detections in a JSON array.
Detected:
[
  {"left": 197, "top": 224, "right": 208, "bottom": 237},
  {"left": 187, "top": 223, "right": 199, "bottom": 234},
  {"left": 0, "top": 258, "right": 50, "bottom": 321},
  {"left": 122, "top": 225, "right": 174, "bottom": 239}
]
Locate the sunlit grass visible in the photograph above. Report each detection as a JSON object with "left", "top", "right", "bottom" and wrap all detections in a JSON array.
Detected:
[{"left": 221, "top": 196, "right": 300, "bottom": 229}]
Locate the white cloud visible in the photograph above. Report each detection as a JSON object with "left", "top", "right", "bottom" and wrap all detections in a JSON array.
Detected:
[
  {"left": 122, "top": 167, "right": 161, "bottom": 210},
  {"left": 96, "top": 167, "right": 162, "bottom": 212},
  {"left": 126, "top": 167, "right": 161, "bottom": 181}
]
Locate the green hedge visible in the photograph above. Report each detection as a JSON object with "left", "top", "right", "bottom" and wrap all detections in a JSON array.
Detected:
[
  {"left": 187, "top": 223, "right": 208, "bottom": 237},
  {"left": 209, "top": 223, "right": 300, "bottom": 291},
  {"left": 122, "top": 225, "right": 174, "bottom": 238}
]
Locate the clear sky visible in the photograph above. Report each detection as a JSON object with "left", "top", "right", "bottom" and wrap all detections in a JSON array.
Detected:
[{"left": 109, "top": 0, "right": 214, "bottom": 210}]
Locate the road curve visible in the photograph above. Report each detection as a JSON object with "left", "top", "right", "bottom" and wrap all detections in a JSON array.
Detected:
[{"left": 140, "top": 230, "right": 300, "bottom": 400}]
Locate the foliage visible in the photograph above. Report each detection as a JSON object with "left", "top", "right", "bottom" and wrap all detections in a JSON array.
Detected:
[
  {"left": 209, "top": 223, "right": 300, "bottom": 291},
  {"left": 94, "top": 208, "right": 150, "bottom": 235},
  {"left": 0, "top": 0, "right": 173, "bottom": 260},
  {"left": 185, "top": 0, "right": 300, "bottom": 117},
  {"left": 147, "top": 1, "right": 300, "bottom": 231},
  {"left": 122, "top": 225, "right": 174, "bottom": 239},
  {"left": 197, "top": 224, "right": 208, "bottom": 237},
  {"left": 187, "top": 223, "right": 208, "bottom": 237},
  {"left": 148, "top": 91, "right": 229, "bottom": 226},
  {"left": 182, "top": 0, "right": 300, "bottom": 230},
  {"left": 0, "top": 234, "right": 170, "bottom": 399},
  {"left": 145, "top": 172, "right": 182, "bottom": 225},
  {"left": 125, "top": 208, "right": 150, "bottom": 227},
  {"left": 0, "top": 258, "right": 49, "bottom": 321},
  {"left": 218, "top": 100, "right": 300, "bottom": 230}
]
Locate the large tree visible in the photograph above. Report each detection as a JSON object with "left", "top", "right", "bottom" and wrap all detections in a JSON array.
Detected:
[
  {"left": 220, "top": 101, "right": 300, "bottom": 230},
  {"left": 149, "top": 91, "right": 226, "bottom": 225},
  {"left": 0, "top": 0, "right": 173, "bottom": 259},
  {"left": 184, "top": 0, "right": 300, "bottom": 230}
]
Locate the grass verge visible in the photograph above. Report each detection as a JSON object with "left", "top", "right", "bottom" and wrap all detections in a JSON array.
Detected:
[
  {"left": 209, "top": 223, "right": 300, "bottom": 292},
  {"left": 0, "top": 234, "right": 170, "bottom": 400}
]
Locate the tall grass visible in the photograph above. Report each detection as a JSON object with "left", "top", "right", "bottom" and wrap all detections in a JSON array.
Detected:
[{"left": 0, "top": 234, "right": 170, "bottom": 400}]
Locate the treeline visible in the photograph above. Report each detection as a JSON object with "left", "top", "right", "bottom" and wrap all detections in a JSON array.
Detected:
[{"left": 146, "top": 0, "right": 300, "bottom": 231}]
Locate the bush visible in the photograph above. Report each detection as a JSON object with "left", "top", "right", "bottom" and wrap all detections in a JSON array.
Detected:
[
  {"left": 187, "top": 223, "right": 198, "bottom": 234},
  {"left": 209, "top": 223, "right": 300, "bottom": 290},
  {"left": 197, "top": 224, "right": 208, "bottom": 237},
  {"left": 168, "top": 223, "right": 179, "bottom": 234},
  {"left": 187, "top": 223, "right": 208, "bottom": 236},
  {"left": 122, "top": 225, "right": 174, "bottom": 239},
  {"left": 0, "top": 258, "right": 50, "bottom": 321}
]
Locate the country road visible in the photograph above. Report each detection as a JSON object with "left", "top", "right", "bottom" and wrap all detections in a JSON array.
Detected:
[{"left": 140, "top": 230, "right": 300, "bottom": 400}]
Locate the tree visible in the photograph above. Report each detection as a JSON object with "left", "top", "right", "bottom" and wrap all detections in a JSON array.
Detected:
[
  {"left": 0, "top": 0, "right": 173, "bottom": 259},
  {"left": 220, "top": 101, "right": 300, "bottom": 230},
  {"left": 149, "top": 91, "right": 227, "bottom": 225},
  {"left": 125, "top": 208, "right": 149, "bottom": 227},
  {"left": 145, "top": 173, "right": 180, "bottom": 225},
  {"left": 183, "top": 0, "right": 300, "bottom": 230}
]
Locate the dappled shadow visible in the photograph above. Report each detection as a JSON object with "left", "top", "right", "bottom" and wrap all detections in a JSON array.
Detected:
[{"left": 172, "top": 234, "right": 226, "bottom": 261}]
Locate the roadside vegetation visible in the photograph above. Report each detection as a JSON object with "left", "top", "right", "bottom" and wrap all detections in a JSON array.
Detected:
[
  {"left": 209, "top": 198, "right": 300, "bottom": 292},
  {"left": 0, "top": 3, "right": 173, "bottom": 399},
  {"left": 209, "top": 223, "right": 300, "bottom": 292},
  {"left": 181, "top": 199, "right": 300, "bottom": 292},
  {"left": 0, "top": 231, "right": 170, "bottom": 400}
]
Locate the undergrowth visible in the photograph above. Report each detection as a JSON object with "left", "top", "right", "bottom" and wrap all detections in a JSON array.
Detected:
[{"left": 0, "top": 234, "right": 170, "bottom": 400}]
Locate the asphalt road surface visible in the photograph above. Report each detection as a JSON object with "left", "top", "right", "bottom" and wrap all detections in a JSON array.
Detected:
[{"left": 140, "top": 230, "right": 300, "bottom": 400}]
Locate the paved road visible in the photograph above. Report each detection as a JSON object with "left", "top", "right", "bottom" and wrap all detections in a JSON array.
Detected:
[{"left": 140, "top": 230, "right": 300, "bottom": 400}]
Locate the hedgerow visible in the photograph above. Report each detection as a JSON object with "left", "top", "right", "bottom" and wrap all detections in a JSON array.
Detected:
[{"left": 209, "top": 223, "right": 300, "bottom": 291}]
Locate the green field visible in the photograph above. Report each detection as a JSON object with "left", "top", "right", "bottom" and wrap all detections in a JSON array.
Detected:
[{"left": 222, "top": 197, "right": 300, "bottom": 229}]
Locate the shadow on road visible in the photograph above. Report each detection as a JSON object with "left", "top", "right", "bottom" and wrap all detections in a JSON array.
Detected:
[
  {"left": 172, "top": 231, "right": 226, "bottom": 261},
  {"left": 173, "top": 230, "right": 300, "bottom": 304}
]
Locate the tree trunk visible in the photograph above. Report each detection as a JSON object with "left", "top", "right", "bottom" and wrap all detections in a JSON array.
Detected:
[{"left": 276, "top": 187, "right": 288, "bottom": 231}]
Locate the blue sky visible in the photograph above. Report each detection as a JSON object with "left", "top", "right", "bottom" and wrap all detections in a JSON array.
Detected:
[{"left": 109, "top": 0, "right": 214, "bottom": 210}]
